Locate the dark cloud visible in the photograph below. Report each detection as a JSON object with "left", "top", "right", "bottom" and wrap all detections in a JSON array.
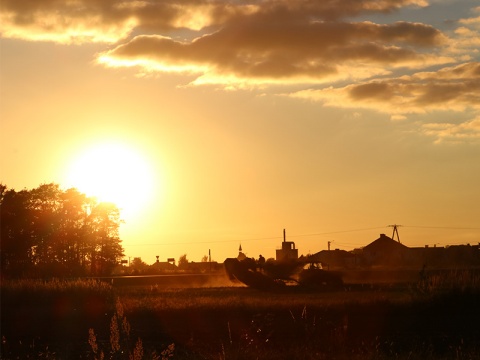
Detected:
[
  {"left": 0, "top": 0, "right": 449, "bottom": 84},
  {"left": 241, "top": 0, "right": 428, "bottom": 22},
  {"left": 293, "top": 62, "right": 480, "bottom": 114},
  {"left": 2, "top": 0, "right": 478, "bottom": 143},
  {"left": 0, "top": 0, "right": 429, "bottom": 43},
  {"left": 100, "top": 19, "right": 445, "bottom": 84},
  {"left": 349, "top": 83, "right": 394, "bottom": 101},
  {"left": 291, "top": 62, "right": 480, "bottom": 142},
  {"left": 0, "top": 0, "right": 474, "bottom": 88}
]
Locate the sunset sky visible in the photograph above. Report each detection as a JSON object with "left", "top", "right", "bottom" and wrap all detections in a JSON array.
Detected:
[{"left": 1, "top": 0, "right": 479, "bottom": 264}]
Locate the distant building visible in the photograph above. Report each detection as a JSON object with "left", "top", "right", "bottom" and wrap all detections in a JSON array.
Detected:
[
  {"left": 409, "top": 243, "right": 480, "bottom": 269},
  {"left": 309, "top": 249, "right": 356, "bottom": 269},
  {"left": 231, "top": 231, "right": 480, "bottom": 271},
  {"left": 276, "top": 229, "right": 298, "bottom": 261},
  {"left": 237, "top": 244, "right": 247, "bottom": 261},
  {"left": 354, "top": 234, "right": 480, "bottom": 269},
  {"left": 361, "top": 234, "right": 410, "bottom": 267},
  {"left": 186, "top": 261, "right": 223, "bottom": 273},
  {"left": 151, "top": 261, "right": 176, "bottom": 272}
]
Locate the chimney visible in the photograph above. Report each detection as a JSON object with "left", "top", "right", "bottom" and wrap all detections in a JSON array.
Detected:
[{"left": 283, "top": 228, "right": 286, "bottom": 242}]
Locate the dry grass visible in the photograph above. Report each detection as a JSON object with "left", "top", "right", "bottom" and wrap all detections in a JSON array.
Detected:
[
  {"left": 1, "top": 273, "right": 480, "bottom": 359},
  {"left": 116, "top": 284, "right": 413, "bottom": 313},
  {"left": 414, "top": 269, "right": 480, "bottom": 296},
  {"left": 1, "top": 277, "right": 114, "bottom": 297}
]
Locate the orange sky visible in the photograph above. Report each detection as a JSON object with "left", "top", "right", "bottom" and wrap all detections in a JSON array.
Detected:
[{"left": 1, "top": 0, "right": 480, "bottom": 264}]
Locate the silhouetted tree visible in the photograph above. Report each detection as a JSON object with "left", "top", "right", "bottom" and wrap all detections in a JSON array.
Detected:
[
  {"left": 0, "top": 186, "right": 35, "bottom": 277},
  {"left": 59, "top": 188, "right": 90, "bottom": 276},
  {"left": 178, "top": 254, "right": 189, "bottom": 270},
  {"left": 0, "top": 183, "right": 124, "bottom": 278},
  {"left": 130, "top": 257, "right": 148, "bottom": 275},
  {"left": 85, "top": 201, "right": 124, "bottom": 276},
  {"left": 29, "top": 184, "right": 64, "bottom": 276}
]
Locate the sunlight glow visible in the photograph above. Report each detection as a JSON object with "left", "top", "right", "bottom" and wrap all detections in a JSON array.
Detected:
[
  {"left": 0, "top": 12, "right": 137, "bottom": 44},
  {"left": 65, "top": 141, "right": 158, "bottom": 221},
  {"left": 97, "top": 53, "right": 209, "bottom": 74}
]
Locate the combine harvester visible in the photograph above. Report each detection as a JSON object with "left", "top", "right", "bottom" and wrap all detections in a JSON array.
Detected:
[{"left": 224, "top": 230, "right": 343, "bottom": 291}]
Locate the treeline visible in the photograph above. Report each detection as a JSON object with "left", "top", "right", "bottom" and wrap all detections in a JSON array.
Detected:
[{"left": 0, "top": 183, "right": 124, "bottom": 279}]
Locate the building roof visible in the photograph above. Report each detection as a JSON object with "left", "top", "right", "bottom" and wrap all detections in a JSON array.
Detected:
[
  {"left": 313, "top": 249, "right": 354, "bottom": 258},
  {"left": 363, "top": 234, "right": 409, "bottom": 252}
]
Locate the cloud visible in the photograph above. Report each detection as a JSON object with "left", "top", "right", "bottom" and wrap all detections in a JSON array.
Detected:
[
  {"left": 0, "top": 0, "right": 132, "bottom": 43},
  {"left": 2, "top": 0, "right": 477, "bottom": 144},
  {"left": 0, "top": 0, "right": 249, "bottom": 43},
  {"left": 0, "top": 0, "right": 458, "bottom": 87},
  {"left": 99, "top": 19, "right": 449, "bottom": 86},
  {"left": 2, "top": 1, "right": 476, "bottom": 103},
  {"left": 0, "top": 0, "right": 474, "bottom": 90},
  {"left": 459, "top": 6, "right": 480, "bottom": 29},
  {"left": 421, "top": 116, "right": 480, "bottom": 144},
  {"left": 291, "top": 61, "right": 480, "bottom": 142},
  {"left": 449, "top": 7, "right": 480, "bottom": 54},
  {"left": 0, "top": 0, "right": 430, "bottom": 43},
  {"left": 291, "top": 62, "right": 480, "bottom": 114}
]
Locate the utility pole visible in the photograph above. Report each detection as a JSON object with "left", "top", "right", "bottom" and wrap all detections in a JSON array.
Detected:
[{"left": 388, "top": 224, "right": 402, "bottom": 243}]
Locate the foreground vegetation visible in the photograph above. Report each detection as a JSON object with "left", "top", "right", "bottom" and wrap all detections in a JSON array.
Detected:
[{"left": 2, "top": 271, "right": 480, "bottom": 359}]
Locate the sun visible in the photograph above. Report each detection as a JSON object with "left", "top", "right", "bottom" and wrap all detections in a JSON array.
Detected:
[{"left": 64, "top": 141, "right": 157, "bottom": 221}]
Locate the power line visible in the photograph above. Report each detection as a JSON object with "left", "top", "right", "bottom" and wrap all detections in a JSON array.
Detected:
[
  {"left": 404, "top": 225, "right": 480, "bottom": 230},
  {"left": 123, "top": 226, "right": 386, "bottom": 247},
  {"left": 287, "top": 226, "right": 386, "bottom": 238}
]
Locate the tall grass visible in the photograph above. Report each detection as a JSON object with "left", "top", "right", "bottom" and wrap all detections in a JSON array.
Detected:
[
  {"left": 2, "top": 273, "right": 480, "bottom": 359},
  {"left": 87, "top": 298, "right": 175, "bottom": 360},
  {"left": 413, "top": 269, "right": 480, "bottom": 296},
  {"left": 1, "top": 279, "right": 176, "bottom": 359},
  {"left": 1, "top": 278, "right": 114, "bottom": 297}
]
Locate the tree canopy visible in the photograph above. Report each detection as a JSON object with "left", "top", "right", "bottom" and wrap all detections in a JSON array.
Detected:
[{"left": 0, "top": 183, "right": 124, "bottom": 278}]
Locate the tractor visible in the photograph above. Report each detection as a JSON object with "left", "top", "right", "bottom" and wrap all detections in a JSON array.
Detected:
[{"left": 224, "top": 230, "right": 343, "bottom": 290}]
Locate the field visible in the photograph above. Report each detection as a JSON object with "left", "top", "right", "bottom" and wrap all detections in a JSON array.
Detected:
[{"left": 1, "top": 271, "right": 480, "bottom": 359}]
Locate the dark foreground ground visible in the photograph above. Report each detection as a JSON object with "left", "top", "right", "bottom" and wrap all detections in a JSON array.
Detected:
[{"left": 1, "top": 273, "right": 480, "bottom": 359}]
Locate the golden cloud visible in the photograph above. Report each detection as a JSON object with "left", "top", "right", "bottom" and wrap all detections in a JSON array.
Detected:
[
  {"left": 292, "top": 62, "right": 480, "bottom": 114},
  {"left": 98, "top": 20, "right": 447, "bottom": 86},
  {"left": 0, "top": 0, "right": 255, "bottom": 43},
  {"left": 421, "top": 116, "right": 480, "bottom": 144},
  {"left": 290, "top": 62, "right": 480, "bottom": 143},
  {"left": 0, "top": 0, "right": 429, "bottom": 44}
]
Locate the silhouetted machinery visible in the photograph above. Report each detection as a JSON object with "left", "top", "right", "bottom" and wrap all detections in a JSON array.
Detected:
[{"left": 224, "top": 230, "right": 343, "bottom": 290}]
